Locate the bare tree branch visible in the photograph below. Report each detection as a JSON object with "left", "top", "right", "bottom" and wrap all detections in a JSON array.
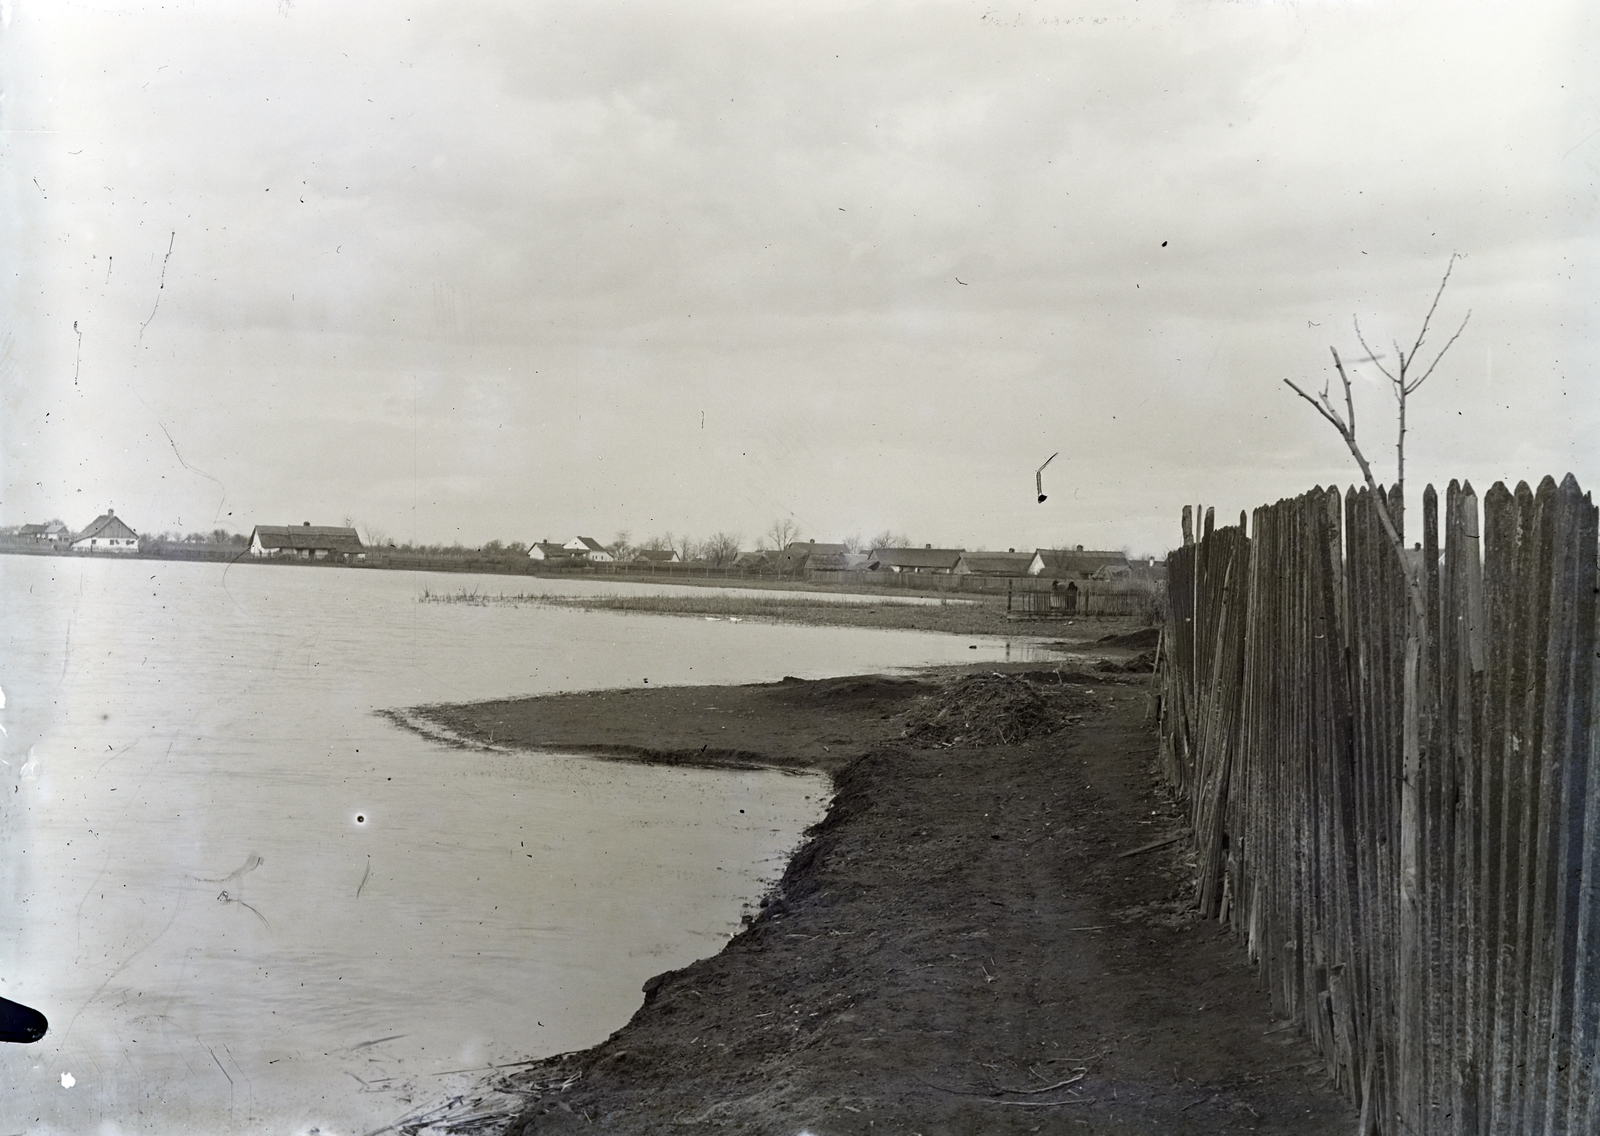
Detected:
[
  {"left": 1330, "top": 347, "right": 1358, "bottom": 435},
  {"left": 1283, "top": 376, "right": 1404, "bottom": 558},
  {"left": 1284, "top": 378, "right": 1348, "bottom": 436},
  {"left": 1352, "top": 317, "right": 1398, "bottom": 385},
  {"left": 1406, "top": 251, "right": 1460, "bottom": 367},
  {"left": 1407, "top": 310, "right": 1471, "bottom": 393}
]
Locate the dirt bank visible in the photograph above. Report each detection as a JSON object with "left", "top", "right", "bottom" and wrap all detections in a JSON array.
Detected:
[{"left": 397, "top": 666, "right": 1353, "bottom": 1135}]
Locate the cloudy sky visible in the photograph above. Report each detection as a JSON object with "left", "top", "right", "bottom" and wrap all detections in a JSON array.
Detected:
[{"left": 4, "top": 0, "right": 1596, "bottom": 556}]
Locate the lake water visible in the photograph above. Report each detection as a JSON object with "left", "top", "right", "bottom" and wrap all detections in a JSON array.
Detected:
[{"left": 0, "top": 556, "right": 1057, "bottom": 1134}]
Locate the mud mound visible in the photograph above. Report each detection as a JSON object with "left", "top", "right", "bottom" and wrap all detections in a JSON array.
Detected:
[
  {"left": 900, "top": 673, "right": 1087, "bottom": 747},
  {"left": 1096, "top": 626, "right": 1161, "bottom": 649},
  {"left": 769, "top": 675, "right": 931, "bottom": 709}
]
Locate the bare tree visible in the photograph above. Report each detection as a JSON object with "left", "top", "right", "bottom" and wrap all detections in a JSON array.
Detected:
[
  {"left": 869, "top": 530, "right": 909, "bottom": 552},
  {"left": 841, "top": 533, "right": 864, "bottom": 553},
  {"left": 703, "top": 532, "right": 741, "bottom": 567},
  {"left": 764, "top": 517, "right": 800, "bottom": 552},
  {"left": 1283, "top": 254, "right": 1470, "bottom": 583},
  {"left": 608, "top": 530, "right": 632, "bottom": 559},
  {"left": 669, "top": 533, "right": 701, "bottom": 562}
]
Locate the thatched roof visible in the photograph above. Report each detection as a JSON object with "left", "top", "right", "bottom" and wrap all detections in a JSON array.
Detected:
[
  {"left": 1031, "top": 548, "right": 1129, "bottom": 577},
  {"left": 251, "top": 524, "right": 363, "bottom": 553},
  {"left": 955, "top": 551, "right": 1034, "bottom": 576},
  {"left": 869, "top": 546, "right": 965, "bottom": 571},
  {"left": 75, "top": 512, "right": 140, "bottom": 542}
]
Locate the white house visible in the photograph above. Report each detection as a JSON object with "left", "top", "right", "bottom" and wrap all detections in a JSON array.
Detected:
[
  {"left": 248, "top": 523, "right": 365, "bottom": 560},
  {"left": 71, "top": 510, "right": 139, "bottom": 553},
  {"left": 562, "top": 536, "right": 615, "bottom": 562}
]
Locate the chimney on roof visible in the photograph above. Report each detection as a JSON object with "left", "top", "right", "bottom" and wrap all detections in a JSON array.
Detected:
[
  {"left": 304, "top": 521, "right": 311, "bottom": 526},
  {"left": 1076, "top": 544, "right": 1084, "bottom": 551},
  {"left": 925, "top": 543, "right": 931, "bottom": 549},
  {"left": 1008, "top": 548, "right": 1015, "bottom": 553}
]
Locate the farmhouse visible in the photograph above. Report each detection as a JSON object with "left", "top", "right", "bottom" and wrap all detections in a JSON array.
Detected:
[
  {"left": 953, "top": 550, "right": 1035, "bottom": 577},
  {"left": 249, "top": 523, "right": 365, "bottom": 561},
  {"left": 1027, "top": 547, "right": 1131, "bottom": 580},
  {"left": 632, "top": 548, "right": 682, "bottom": 564},
  {"left": 868, "top": 545, "right": 965, "bottom": 574},
  {"left": 19, "top": 521, "right": 70, "bottom": 544},
  {"left": 771, "top": 540, "right": 850, "bottom": 576},
  {"left": 527, "top": 542, "right": 577, "bottom": 561},
  {"left": 810, "top": 549, "right": 869, "bottom": 573},
  {"left": 563, "top": 537, "right": 614, "bottom": 562},
  {"left": 71, "top": 510, "right": 139, "bottom": 553}
]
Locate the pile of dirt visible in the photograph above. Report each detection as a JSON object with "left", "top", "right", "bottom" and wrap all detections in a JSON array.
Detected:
[
  {"left": 899, "top": 672, "right": 1090, "bottom": 747},
  {"left": 769, "top": 674, "right": 931, "bottom": 711}
]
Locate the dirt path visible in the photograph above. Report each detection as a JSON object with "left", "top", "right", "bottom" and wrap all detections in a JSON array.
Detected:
[{"left": 407, "top": 669, "right": 1355, "bottom": 1135}]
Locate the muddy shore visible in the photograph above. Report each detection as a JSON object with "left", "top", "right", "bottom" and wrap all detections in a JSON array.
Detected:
[{"left": 397, "top": 650, "right": 1354, "bottom": 1135}]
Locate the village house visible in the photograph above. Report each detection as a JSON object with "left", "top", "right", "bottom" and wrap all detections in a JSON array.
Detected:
[
  {"left": 631, "top": 548, "right": 682, "bottom": 564},
  {"left": 810, "top": 549, "right": 869, "bottom": 573},
  {"left": 1027, "top": 546, "right": 1132, "bottom": 580},
  {"left": 771, "top": 540, "right": 850, "bottom": 577},
  {"left": 71, "top": 510, "right": 139, "bottom": 553},
  {"left": 248, "top": 523, "right": 365, "bottom": 561},
  {"left": 18, "top": 521, "right": 71, "bottom": 544},
  {"left": 953, "top": 549, "right": 1035, "bottom": 577},
  {"left": 527, "top": 541, "right": 577, "bottom": 561},
  {"left": 562, "top": 537, "right": 615, "bottom": 562},
  {"left": 868, "top": 545, "right": 965, "bottom": 574}
]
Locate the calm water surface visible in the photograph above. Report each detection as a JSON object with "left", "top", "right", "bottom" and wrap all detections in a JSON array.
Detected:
[{"left": 0, "top": 556, "right": 1056, "bottom": 1133}]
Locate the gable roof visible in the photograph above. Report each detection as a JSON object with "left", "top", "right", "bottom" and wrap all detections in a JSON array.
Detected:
[
  {"left": 1031, "top": 548, "right": 1130, "bottom": 577},
  {"left": 75, "top": 512, "right": 140, "bottom": 542},
  {"left": 955, "top": 551, "right": 1035, "bottom": 576},
  {"left": 784, "top": 541, "right": 849, "bottom": 557},
  {"left": 566, "top": 536, "right": 607, "bottom": 552},
  {"left": 251, "top": 524, "right": 363, "bottom": 553},
  {"left": 869, "top": 546, "right": 965, "bottom": 571}
]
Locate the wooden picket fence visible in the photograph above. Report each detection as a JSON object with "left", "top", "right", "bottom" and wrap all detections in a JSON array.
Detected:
[{"left": 1156, "top": 475, "right": 1599, "bottom": 1135}]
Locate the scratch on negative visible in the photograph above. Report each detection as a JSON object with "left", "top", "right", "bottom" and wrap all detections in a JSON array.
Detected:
[
  {"left": 152, "top": 417, "right": 229, "bottom": 520},
  {"left": 357, "top": 857, "right": 372, "bottom": 898},
  {"left": 208, "top": 1046, "right": 234, "bottom": 1085},
  {"left": 138, "top": 231, "right": 176, "bottom": 342}
]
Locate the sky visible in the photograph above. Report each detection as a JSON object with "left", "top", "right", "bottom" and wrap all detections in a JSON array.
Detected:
[{"left": 3, "top": 0, "right": 1597, "bottom": 558}]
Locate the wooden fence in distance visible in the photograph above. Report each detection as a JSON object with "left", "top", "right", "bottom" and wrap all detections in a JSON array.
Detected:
[{"left": 1157, "top": 475, "right": 1599, "bottom": 1135}]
